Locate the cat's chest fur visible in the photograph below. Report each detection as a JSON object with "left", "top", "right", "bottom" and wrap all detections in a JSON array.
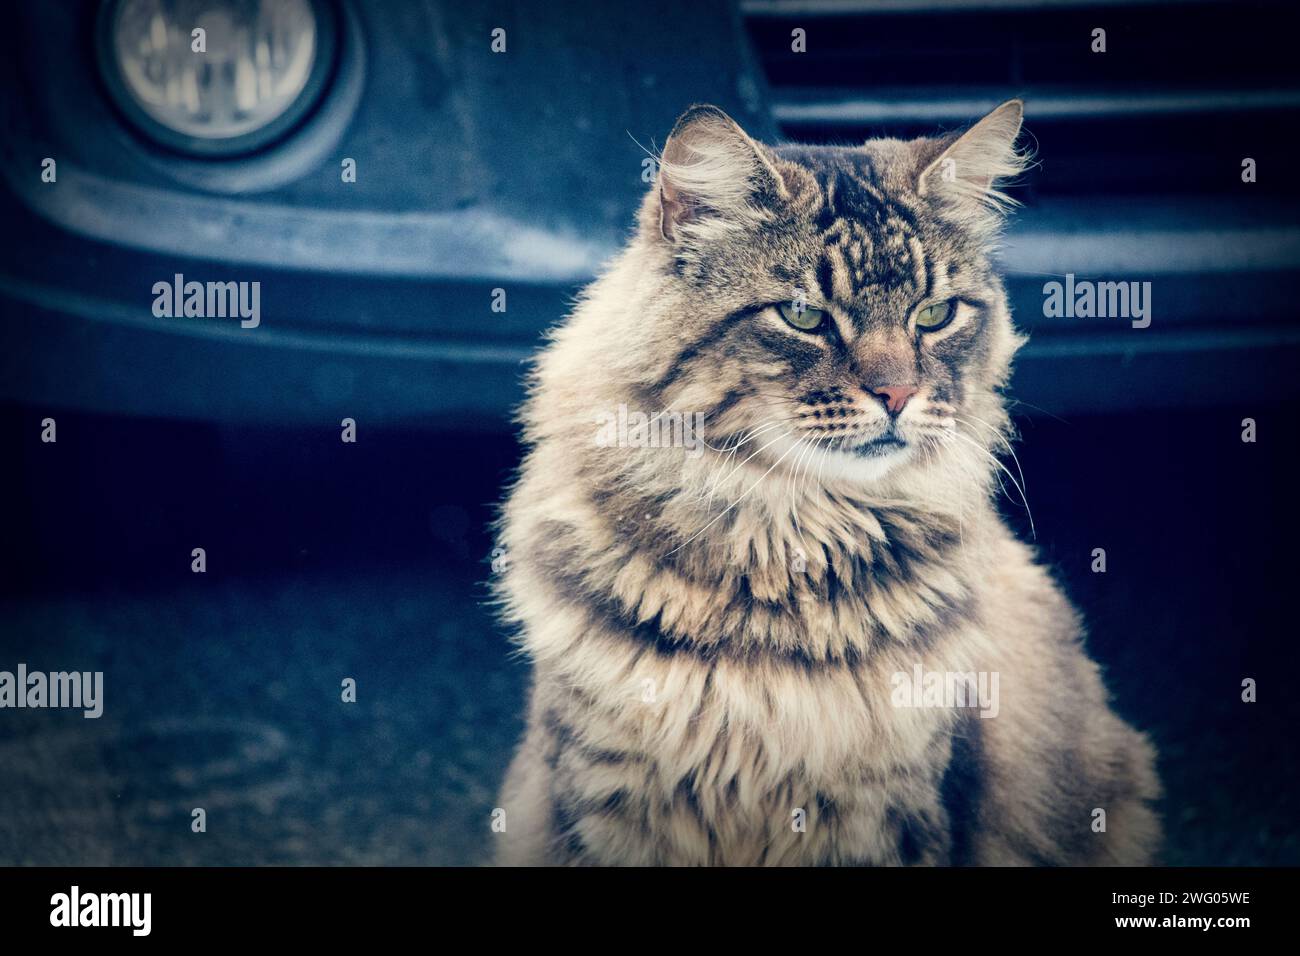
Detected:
[{"left": 535, "top": 600, "right": 978, "bottom": 865}]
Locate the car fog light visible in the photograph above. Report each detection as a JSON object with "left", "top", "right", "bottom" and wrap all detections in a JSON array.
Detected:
[{"left": 99, "top": 0, "right": 334, "bottom": 155}]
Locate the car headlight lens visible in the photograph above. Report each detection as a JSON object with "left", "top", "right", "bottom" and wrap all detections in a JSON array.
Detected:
[{"left": 100, "top": 0, "right": 333, "bottom": 154}]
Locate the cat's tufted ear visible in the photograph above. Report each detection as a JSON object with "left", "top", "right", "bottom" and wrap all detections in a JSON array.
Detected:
[
  {"left": 657, "top": 105, "right": 787, "bottom": 243},
  {"left": 917, "top": 99, "right": 1027, "bottom": 222}
]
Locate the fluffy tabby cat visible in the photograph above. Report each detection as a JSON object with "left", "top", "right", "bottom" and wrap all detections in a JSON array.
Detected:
[{"left": 493, "top": 100, "right": 1160, "bottom": 865}]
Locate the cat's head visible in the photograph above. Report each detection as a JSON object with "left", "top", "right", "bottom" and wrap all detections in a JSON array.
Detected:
[{"left": 621, "top": 100, "right": 1030, "bottom": 489}]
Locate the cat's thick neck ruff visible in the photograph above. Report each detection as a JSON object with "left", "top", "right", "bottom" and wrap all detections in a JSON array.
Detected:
[
  {"left": 505, "top": 420, "right": 1004, "bottom": 666},
  {"left": 597, "top": 418, "right": 999, "bottom": 570}
]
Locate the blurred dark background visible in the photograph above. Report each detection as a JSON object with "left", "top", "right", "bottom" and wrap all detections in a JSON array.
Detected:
[{"left": 2, "top": 0, "right": 1299, "bottom": 865}]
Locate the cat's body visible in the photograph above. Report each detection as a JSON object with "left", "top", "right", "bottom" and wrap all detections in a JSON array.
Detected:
[{"left": 493, "top": 102, "right": 1160, "bottom": 865}]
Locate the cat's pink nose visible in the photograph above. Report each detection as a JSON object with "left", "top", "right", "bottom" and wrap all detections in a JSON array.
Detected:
[{"left": 869, "top": 384, "right": 918, "bottom": 414}]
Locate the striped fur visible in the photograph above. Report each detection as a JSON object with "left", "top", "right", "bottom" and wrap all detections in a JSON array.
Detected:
[{"left": 492, "top": 101, "right": 1160, "bottom": 866}]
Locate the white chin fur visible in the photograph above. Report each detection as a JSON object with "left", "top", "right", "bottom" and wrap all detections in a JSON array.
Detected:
[
  {"left": 763, "top": 433, "right": 914, "bottom": 485},
  {"left": 820, "top": 443, "right": 914, "bottom": 482}
]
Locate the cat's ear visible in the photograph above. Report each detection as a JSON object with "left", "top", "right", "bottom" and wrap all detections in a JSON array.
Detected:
[
  {"left": 657, "top": 105, "right": 786, "bottom": 243},
  {"left": 917, "top": 99, "right": 1027, "bottom": 220}
]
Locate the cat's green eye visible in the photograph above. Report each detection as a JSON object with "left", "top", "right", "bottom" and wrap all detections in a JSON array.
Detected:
[
  {"left": 916, "top": 299, "right": 956, "bottom": 332},
  {"left": 778, "top": 302, "right": 826, "bottom": 332}
]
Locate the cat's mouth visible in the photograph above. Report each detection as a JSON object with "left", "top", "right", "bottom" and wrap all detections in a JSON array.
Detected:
[{"left": 848, "top": 431, "right": 907, "bottom": 458}]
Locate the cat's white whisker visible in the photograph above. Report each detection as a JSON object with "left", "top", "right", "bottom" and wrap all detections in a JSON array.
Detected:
[
  {"left": 956, "top": 413, "right": 1027, "bottom": 496},
  {"left": 703, "top": 420, "right": 791, "bottom": 504},
  {"left": 785, "top": 435, "right": 818, "bottom": 558},
  {"left": 702, "top": 425, "right": 794, "bottom": 503},
  {"left": 670, "top": 431, "right": 803, "bottom": 555},
  {"left": 945, "top": 429, "right": 1035, "bottom": 539}
]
